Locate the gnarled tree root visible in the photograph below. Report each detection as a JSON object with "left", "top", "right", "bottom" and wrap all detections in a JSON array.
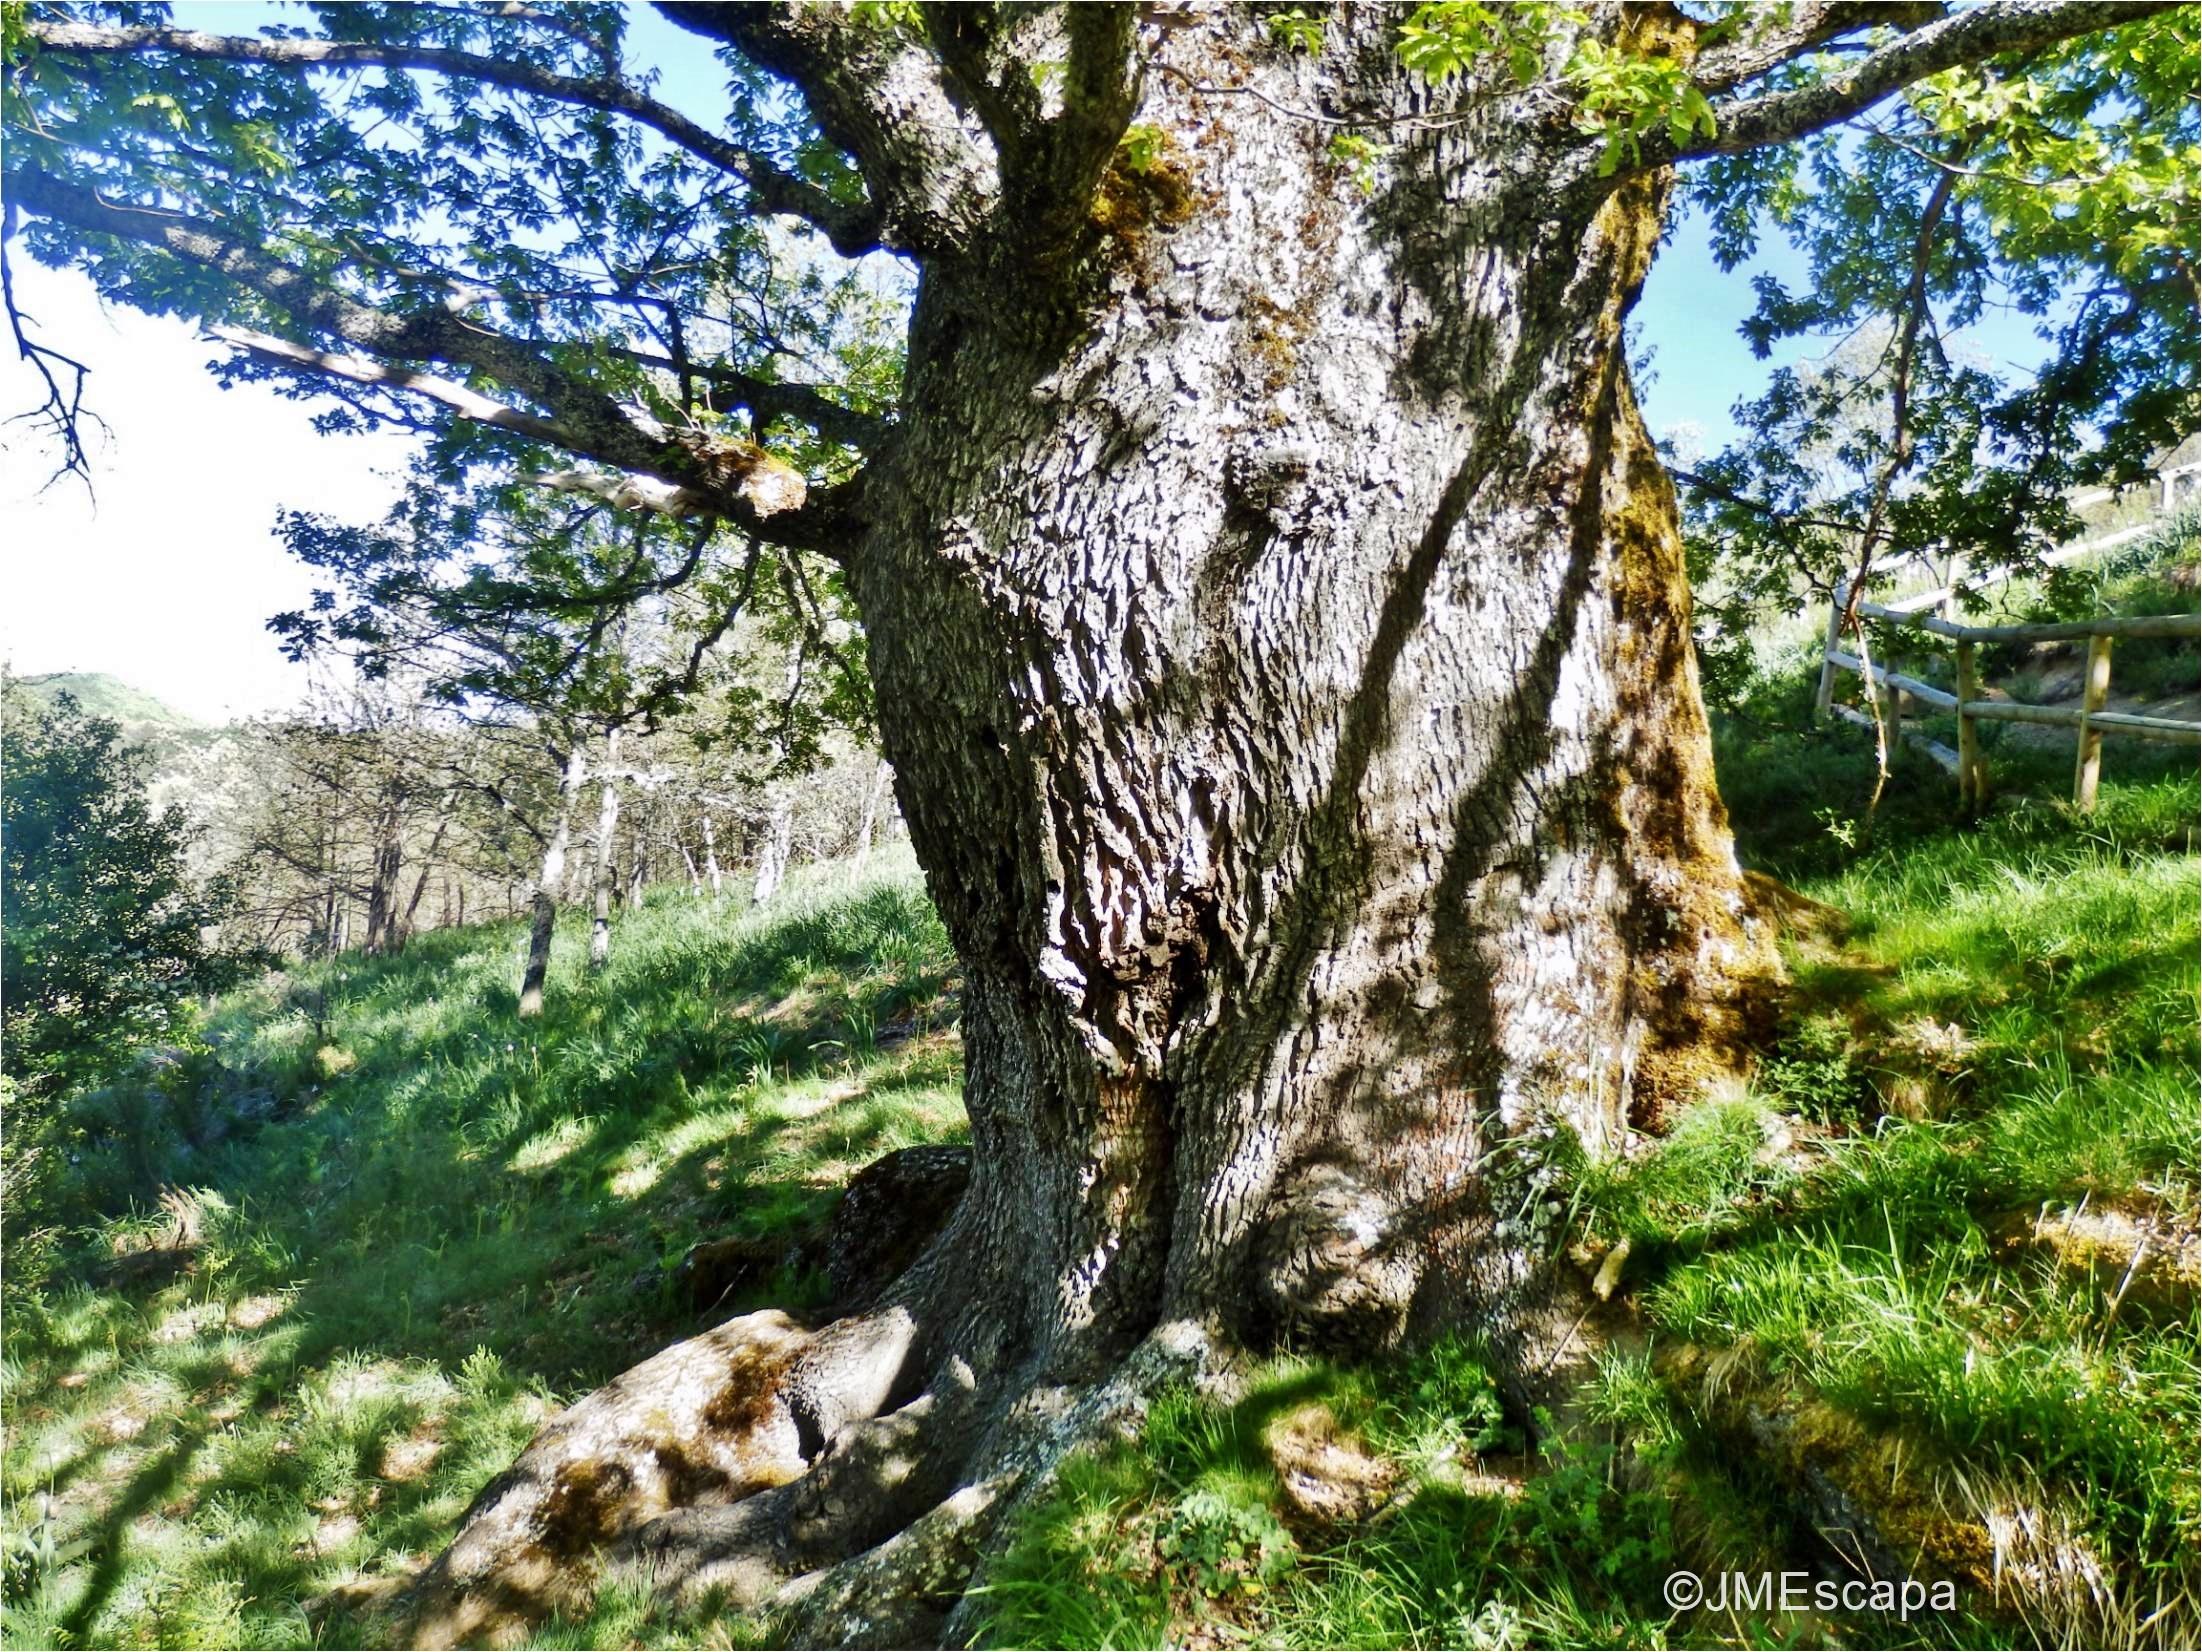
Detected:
[
  {"left": 401, "top": 1292, "right": 1215, "bottom": 1649},
  {"left": 404, "top": 1302, "right": 923, "bottom": 1647}
]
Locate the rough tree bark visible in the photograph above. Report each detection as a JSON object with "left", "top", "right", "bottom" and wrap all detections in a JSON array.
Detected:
[
  {"left": 408, "top": 9, "right": 1798, "bottom": 1645},
  {"left": 517, "top": 745, "right": 586, "bottom": 1018}
]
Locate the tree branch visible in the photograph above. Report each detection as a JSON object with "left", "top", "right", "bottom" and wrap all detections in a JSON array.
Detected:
[
  {"left": 659, "top": 2, "right": 1000, "bottom": 259},
  {"left": 1681, "top": 0, "right": 2177, "bottom": 160},
  {"left": 1, "top": 200, "right": 104, "bottom": 490},
  {"left": 606, "top": 346, "right": 890, "bottom": 449},
  {"left": 9, "top": 171, "right": 870, "bottom": 551},
  {"left": 211, "top": 324, "right": 581, "bottom": 449},
  {"left": 18, "top": 17, "right": 885, "bottom": 256},
  {"left": 524, "top": 468, "right": 868, "bottom": 561},
  {"left": 1690, "top": 3, "right": 1946, "bottom": 97}
]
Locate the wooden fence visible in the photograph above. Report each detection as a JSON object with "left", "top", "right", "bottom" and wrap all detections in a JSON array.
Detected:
[{"left": 1814, "top": 527, "right": 2200, "bottom": 814}]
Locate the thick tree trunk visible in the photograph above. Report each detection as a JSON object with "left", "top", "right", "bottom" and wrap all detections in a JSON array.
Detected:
[
  {"left": 416, "top": 13, "right": 1780, "bottom": 1644},
  {"left": 589, "top": 733, "right": 622, "bottom": 972},
  {"left": 517, "top": 746, "right": 586, "bottom": 1019},
  {"left": 843, "top": 23, "right": 1774, "bottom": 1396}
]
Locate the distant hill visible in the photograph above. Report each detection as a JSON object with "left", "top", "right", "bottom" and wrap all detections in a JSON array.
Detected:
[{"left": 16, "top": 672, "right": 207, "bottom": 731}]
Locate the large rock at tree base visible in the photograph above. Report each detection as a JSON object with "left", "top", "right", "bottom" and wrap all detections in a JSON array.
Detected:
[
  {"left": 826, "top": 1145, "right": 972, "bottom": 1306},
  {"left": 672, "top": 1145, "right": 973, "bottom": 1316}
]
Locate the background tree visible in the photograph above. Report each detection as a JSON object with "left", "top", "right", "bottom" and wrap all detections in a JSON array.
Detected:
[
  {"left": 204, "top": 676, "right": 550, "bottom": 959},
  {"left": 3, "top": 2, "right": 2182, "bottom": 1641},
  {"left": 1, "top": 680, "right": 239, "bottom": 1094},
  {"left": 273, "top": 463, "right": 873, "bottom": 997},
  {"left": 0, "top": 680, "right": 243, "bottom": 1292},
  {"left": 1678, "top": 6, "right": 2196, "bottom": 711}
]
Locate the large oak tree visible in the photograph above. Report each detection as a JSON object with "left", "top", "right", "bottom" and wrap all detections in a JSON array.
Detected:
[{"left": 3, "top": 2, "right": 2181, "bottom": 1642}]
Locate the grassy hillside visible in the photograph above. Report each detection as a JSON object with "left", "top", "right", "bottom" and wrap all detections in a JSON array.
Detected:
[
  {"left": 14, "top": 675, "right": 205, "bottom": 733},
  {"left": 3, "top": 727, "right": 2195, "bottom": 1647},
  {"left": 2, "top": 857, "right": 963, "bottom": 1650}
]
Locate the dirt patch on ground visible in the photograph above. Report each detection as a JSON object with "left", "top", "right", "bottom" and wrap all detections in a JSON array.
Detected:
[{"left": 1263, "top": 1404, "right": 1399, "bottom": 1533}]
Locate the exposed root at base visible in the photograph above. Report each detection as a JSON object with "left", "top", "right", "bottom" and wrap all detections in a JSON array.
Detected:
[
  {"left": 400, "top": 1293, "right": 1219, "bottom": 1651},
  {"left": 402, "top": 1303, "right": 923, "bottom": 1647}
]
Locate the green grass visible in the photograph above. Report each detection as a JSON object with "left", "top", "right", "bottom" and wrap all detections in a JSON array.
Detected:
[
  {"left": 983, "top": 697, "right": 2197, "bottom": 1648},
  {"left": 1, "top": 854, "right": 961, "bottom": 1650},
  {"left": 6, "top": 626, "right": 2196, "bottom": 1649}
]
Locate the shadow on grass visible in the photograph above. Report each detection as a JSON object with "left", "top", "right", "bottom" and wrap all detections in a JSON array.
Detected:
[{"left": 4, "top": 859, "right": 970, "bottom": 1649}]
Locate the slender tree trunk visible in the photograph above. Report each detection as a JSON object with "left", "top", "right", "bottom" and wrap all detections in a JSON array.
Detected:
[
  {"left": 518, "top": 745, "right": 586, "bottom": 1018},
  {"left": 626, "top": 803, "right": 649, "bottom": 910},
  {"left": 749, "top": 792, "right": 794, "bottom": 905},
  {"left": 401, "top": 800, "right": 457, "bottom": 943},
  {"left": 701, "top": 811, "right": 724, "bottom": 901},
  {"left": 319, "top": 804, "right": 341, "bottom": 959},
  {"left": 854, "top": 757, "right": 892, "bottom": 864},
  {"left": 361, "top": 791, "right": 406, "bottom": 955},
  {"left": 418, "top": 14, "right": 1779, "bottom": 1642},
  {"left": 589, "top": 733, "right": 623, "bottom": 971}
]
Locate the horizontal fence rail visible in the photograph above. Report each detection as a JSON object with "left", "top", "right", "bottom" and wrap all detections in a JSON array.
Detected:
[{"left": 1815, "top": 520, "right": 2200, "bottom": 813}]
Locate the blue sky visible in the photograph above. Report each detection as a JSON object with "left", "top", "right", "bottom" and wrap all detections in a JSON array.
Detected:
[{"left": 1, "top": 3, "right": 2067, "bottom": 720}]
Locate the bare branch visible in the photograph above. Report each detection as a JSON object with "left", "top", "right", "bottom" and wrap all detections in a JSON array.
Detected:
[
  {"left": 19, "top": 17, "right": 885, "bottom": 256},
  {"left": 625, "top": 533, "right": 769, "bottom": 732},
  {"left": 1690, "top": 3, "right": 1946, "bottom": 97},
  {"left": 1, "top": 201, "right": 105, "bottom": 490},
  {"left": 1681, "top": 0, "right": 2177, "bottom": 161}
]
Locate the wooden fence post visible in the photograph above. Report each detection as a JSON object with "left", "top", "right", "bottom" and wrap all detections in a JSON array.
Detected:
[
  {"left": 1815, "top": 581, "right": 1846, "bottom": 722},
  {"left": 1956, "top": 639, "right": 1981, "bottom": 817},
  {"left": 2073, "top": 633, "right": 2114, "bottom": 812}
]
